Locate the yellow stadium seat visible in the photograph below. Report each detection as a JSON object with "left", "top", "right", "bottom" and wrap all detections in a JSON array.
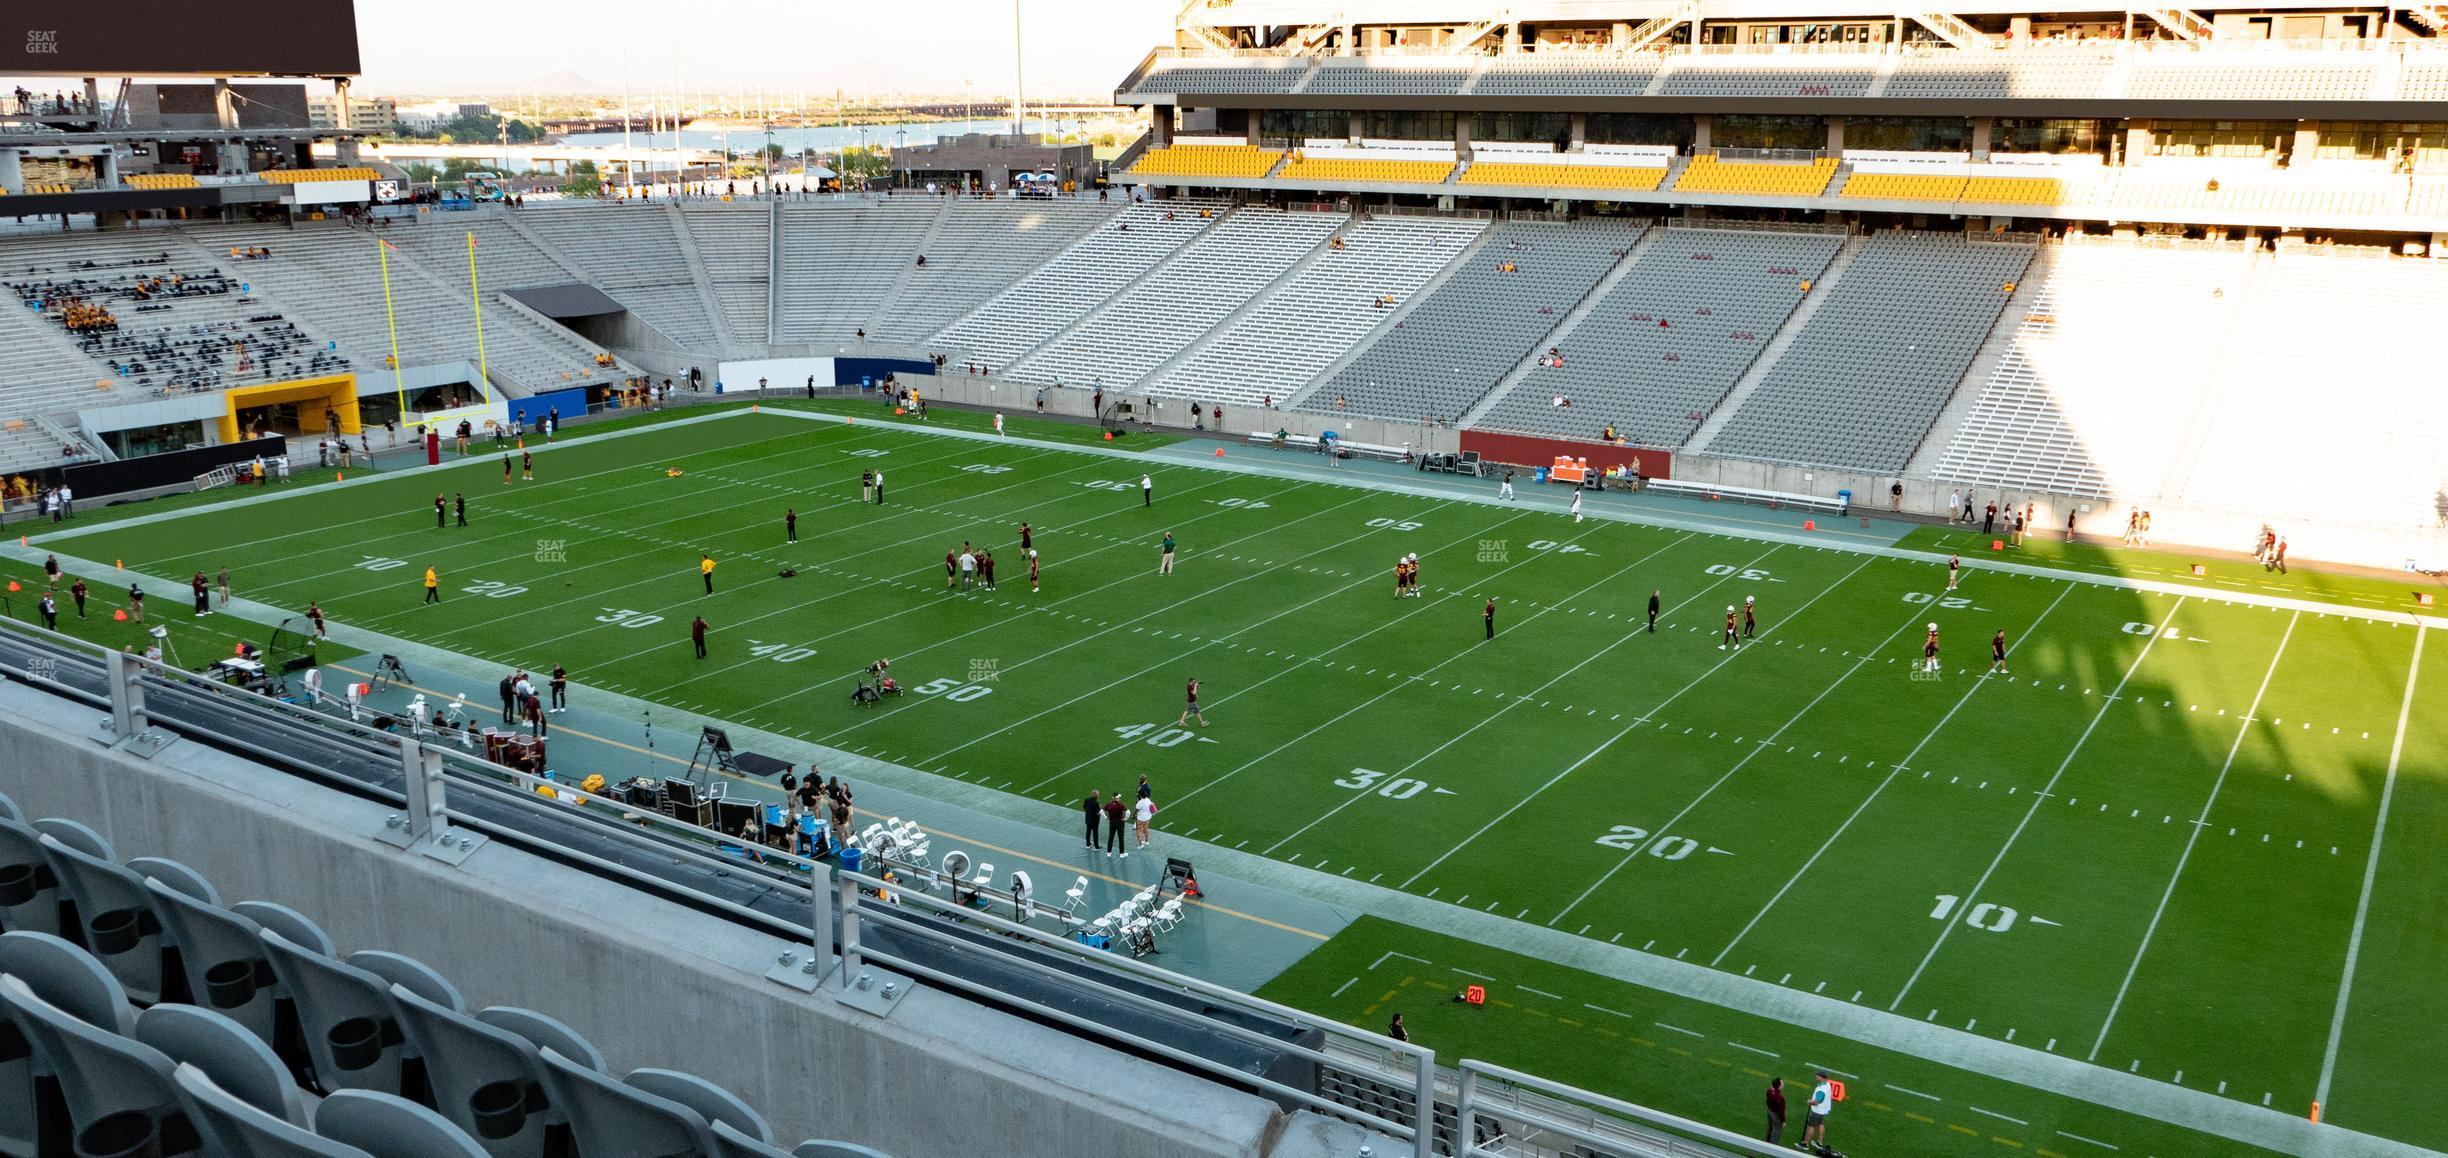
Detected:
[
  {"left": 1129, "top": 144, "right": 1285, "bottom": 180},
  {"left": 1669, "top": 155, "right": 1838, "bottom": 198},
  {"left": 257, "top": 167, "right": 380, "bottom": 184},
  {"left": 1459, "top": 162, "right": 1669, "bottom": 193},
  {"left": 1961, "top": 175, "right": 2065, "bottom": 206},
  {"left": 1278, "top": 156, "right": 1457, "bottom": 185},
  {"left": 1840, "top": 172, "right": 1969, "bottom": 202}
]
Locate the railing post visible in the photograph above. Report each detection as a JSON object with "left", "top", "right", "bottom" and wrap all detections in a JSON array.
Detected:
[
  {"left": 837, "top": 873, "right": 861, "bottom": 987},
  {"left": 1415, "top": 1047, "right": 1442, "bottom": 1154},
  {"left": 1454, "top": 1064, "right": 1479, "bottom": 1158},
  {"left": 90, "top": 649, "right": 172, "bottom": 757},
  {"left": 376, "top": 739, "right": 483, "bottom": 864},
  {"left": 766, "top": 863, "right": 838, "bottom": 993}
]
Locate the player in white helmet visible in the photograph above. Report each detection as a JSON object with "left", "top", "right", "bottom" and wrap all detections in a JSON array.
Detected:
[
  {"left": 1722, "top": 605, "right": 1740, "bottom": 650},
  {"left": 1923, "top": 623, "right": 1942, "bottom": 673},
  {"left": 1742, "top": 594, "right": 1758, "bottom": 639}
]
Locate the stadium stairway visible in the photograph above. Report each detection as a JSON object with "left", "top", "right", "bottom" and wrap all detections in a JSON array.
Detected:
[
  {"left": 858, "top": 198, "right": 957, "bottom": 341},
  {"left": 959, "top": 202, "right": 1249, "bottom": 379},
  {"left": 1680, "top": 231, "right": 1865, "bottom": 452},
  {"left": 1099, "top": 211, "right": 1363, "bottom": 395},
  {"left": 1451, "top": 224, "right": 1660, "bottom": 430},
  {"left": 661, "top": 203, "right": 743, "bottom": 352},
  {"left": 1902, "top": 247, "right": 2060, "bottom": 481},
  {"left": 1276, "top": 219, "right": 1503, "bottom": 410}
]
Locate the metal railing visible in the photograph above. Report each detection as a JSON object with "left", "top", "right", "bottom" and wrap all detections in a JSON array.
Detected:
[{"left": 0, "top": 615, "right": 1759, "bottom": 1155}]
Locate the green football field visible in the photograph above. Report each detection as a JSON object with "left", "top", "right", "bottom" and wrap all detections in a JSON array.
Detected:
[{"left": 26, "top": 403, "right": 2445, "bottom": 1156}]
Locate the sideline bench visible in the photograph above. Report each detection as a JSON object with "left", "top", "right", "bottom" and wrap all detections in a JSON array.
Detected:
[
  {"left": 1245, "top": 430, "right": 1410, "bottom": 462},
  {"left": 1643, "top": 478, "right": 1848, "bottom": 514}
]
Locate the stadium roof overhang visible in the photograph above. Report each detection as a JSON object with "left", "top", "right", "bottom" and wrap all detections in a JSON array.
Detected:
[{"left": 1118, "top": 91, "right": 2448, "bottom": 121}]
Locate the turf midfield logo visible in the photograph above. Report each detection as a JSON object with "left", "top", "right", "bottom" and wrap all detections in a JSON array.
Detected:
[
  {"left": 968, "top": 657, "right": 1000, "bottom": 683},
  {"left": 533, "top": 538, "right": 566, "bottom": 564},
  {"left": 1477, "top": 538, "right": 1508, "bottom": 563},
  {"left": 22, "top": 657, "right": 55, "bottom": 681}
]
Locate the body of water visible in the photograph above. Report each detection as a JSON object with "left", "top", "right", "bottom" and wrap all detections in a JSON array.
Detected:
[{"left": 561, "top": 118, "right": 1061, "bottom": 155}]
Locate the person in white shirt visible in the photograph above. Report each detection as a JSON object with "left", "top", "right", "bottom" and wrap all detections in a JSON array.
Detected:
[
  {"left": 1570, "top": 489, "right": 1584, "bottom": 523},
  {"left": 1134, "top": 795, "right": 1154, "bottom": 849},
  {"left": 1803, "top": 1072, "right": 1834, "bottom": 1149},
  {"left": 958, "top": 550, "right": 977, "bottom": 589},
  {"left": 1141, "top": 474, "right": 1153, "bottom": 508}
]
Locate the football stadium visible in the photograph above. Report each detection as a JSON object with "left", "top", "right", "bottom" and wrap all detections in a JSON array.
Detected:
[{"left": 1, "top": 1, "right": 2446, "bottom": 1156}]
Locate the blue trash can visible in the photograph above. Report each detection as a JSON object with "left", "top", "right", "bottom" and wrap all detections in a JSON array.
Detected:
[
  {"left": 839, "top": 846, "right": 863, "bottom": 877},
  {"left": 1835, "top": 489, "right": 1852, "bottom": 515}
]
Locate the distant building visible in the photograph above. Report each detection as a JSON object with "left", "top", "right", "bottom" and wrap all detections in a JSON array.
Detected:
[
  {"left": 889, "top": 133, "right": 1096, "bottom": 193},
  {"left": 309, "top": 97, "right": 397, "bottom": 134}
]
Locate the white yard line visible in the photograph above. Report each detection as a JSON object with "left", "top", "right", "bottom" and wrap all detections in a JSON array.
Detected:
[
  {"left": 1014, "top": 508, "right": 1582, "bottom": 794},
  {"left": 2315, "top": 625, "right": 2428, "bottom": 1107},
  {"left": 1153, "top": 525, "right": 1683, "bottom": 807},
  {"left": 1541, "top": 554, "right": 1928, "bottom": 918},
  {"left": 2088, "top": 610, "right": 2299, "bottom": 1059},
  {"left": 914, "top": 498, "right": 1480, "bottom": 767},
  {"left": 789, "top": 488, "right": 1389, "bottom": 733},
  {"left": 1888, "top": 597, "right": 2189, "bottom": 1011},
  {"left": 1264, "top": 543, "right": 1788, "bottom": 857},
  {"left": 1712, "top": 580, "right": 2079, "bottom": 966}
]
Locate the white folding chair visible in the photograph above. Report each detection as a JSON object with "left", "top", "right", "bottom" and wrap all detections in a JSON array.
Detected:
[
  {"left": 1153, "top": 900, "right": 1183, "bottom": 933},
  {"left": 1062, "top": 876, "right": 1089, "bottom": 914}
]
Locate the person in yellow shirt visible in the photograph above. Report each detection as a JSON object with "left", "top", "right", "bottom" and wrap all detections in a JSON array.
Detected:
[
  {"left": 423, "top": 566, "right": 440, "bottom": 604},
  {"left": 700, "top": 554, "right": 716, "bottom": 596}
]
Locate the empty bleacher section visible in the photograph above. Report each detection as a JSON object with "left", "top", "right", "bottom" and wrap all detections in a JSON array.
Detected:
[
  {"left": 1471, "top": 226, "right": 1843, "bottom": 447},
  {"left": 772, "top": 199, "right": 942, "bottom": 346},
  {"left": 862, "top": 198, "right": 1116, "bottom": 344},
  {"left": 381, "top": 212, "right": 581, "bottom": 296},
  {"left": 1659, "top": 58, "right": 1881, "bottom": 97},
  {"left": 1305, "top": 59, "right": 1478, "bottom": 95},
  {"left": 1704, "top": 231, "right": 2037, "bottom": 473},
  {"left": 1154, "top": 215, "right": 1483, "bottom": 408},
  {"left": 176, "top": 222, "right": 620, "bottom": 394},
  {"left": 516, "top": 204, "right": 721, "bottom": 350},
  {"left": 1884, "top": 50, "right": 2119, "bottom": 99},
  {"left": 1472, "top": 56, "right": 1658, "bottom": 96},
  {"left": 2, "top": 243, "right": 348, "bottom": 399},
  {"left": 932, "top": 200, "right": 1223, "bottom": 372},
  {"left": 1008, "top": 208, "right": 1343, "bottom": 388},
  {"left": 1297, "top": 219, "right": 1642, "bottom": 424},
  {"left": 1123, "top": 57, "right": 1312, "bottom": 97},
  {"left": 0, "top": 788, "right": 893, "bottom": 1157},
  {"left": 1457, "top": 157, "right": 1668, "bottom": 194},
  {"left": 2177, "top": 250, "right": 2448, "bottom": 530},
  {"left": 1127, "top": 143, "right": 1284, "bottom": 181},
  {"left": 680, "top": 203, "right": 772, "bottom": 345},
  {"left": 1670, "top": 155, "right": 1839, "bottom": 198},
  {"left": 255, "top": 167, "right": 381, "bottom": 185},
  {"left": 2126, "top": 51, "right": 2375, "bottom": 100},
  {"left": 1932, "top": 240, "right": 2253, "bottom": 499},
  {"left": 2107, "top": 165, "right": 2397, "bottom": 220},
  {"left": 1279, "top": 149, "right": 1457, "bottom": 186}
]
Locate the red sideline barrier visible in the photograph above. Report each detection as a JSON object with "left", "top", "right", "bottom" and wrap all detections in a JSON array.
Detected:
[{"left": 1460, "top": 430, "right": 1673, "bottom": 481}]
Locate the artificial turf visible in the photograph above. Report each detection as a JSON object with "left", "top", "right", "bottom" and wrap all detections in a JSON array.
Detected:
[{"left": 24, "top": 408, "right": 2439, "bottom": 1155}]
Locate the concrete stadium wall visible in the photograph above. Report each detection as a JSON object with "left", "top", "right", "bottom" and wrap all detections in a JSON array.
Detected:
[
  {"left": 904, "top": 372, "right": 1463, "bottom": 456},
  {"left": 0, "top": 682, "right": 1340, "bottom": 1158}
]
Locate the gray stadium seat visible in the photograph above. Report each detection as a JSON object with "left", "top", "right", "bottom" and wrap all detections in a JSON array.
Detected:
[
  {"left": 0, "top": 973, "right": 197, "bottom": 1157},
  {"left": 536, "top": 1045, "right": 723, "bottom": 1157},
  {"left": 36, "top": 830, "right": 177, "bottom": 1004},
  {"left": 136, "top": 1004, "right": 305, "bottom": 1124},
  {"left": 387, "top": 984, "right": 563, "bottom": 1157},
  {"left": 316, "top": 1089, "right": 491, "bottom": 1158},
  {"left": 472, "top": 1006, "right": 604, "bottom": 1072},
  {"left": 0, "top": 810, "right": 62, "bottom": 937},
  {"left": 626, "top": 1066, "right": 774, "bottom": 1145},
  {"left": 348, "top": 951, "right": 464, "bottom": 1010},
  {"left": 144, "top": 878, "right": 281, "bottom": 1043},
  {"left": 259, "top": 930, "right": 421, "bottom": 1096},
  {"left": 793, "top": 1143, "right": 892, "bottom": 1158},
  {"left": 177, "top": 1062, "right": 370, "bottom": 1158},
  {"left": 230, "top": 901, "right": 336, "bottom": 956},
  {"left": 0, "top": 931, "right": 134, "bottom": 1154}
]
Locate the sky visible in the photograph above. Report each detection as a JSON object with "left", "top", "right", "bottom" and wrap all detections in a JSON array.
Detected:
[{"left": 351, "top": 0, "right": 1177, "bottom": 100}]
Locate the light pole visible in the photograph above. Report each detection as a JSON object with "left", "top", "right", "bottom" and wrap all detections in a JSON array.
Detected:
[{"left": 895, "top": 128, "right": 907, "bottom": 189}]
